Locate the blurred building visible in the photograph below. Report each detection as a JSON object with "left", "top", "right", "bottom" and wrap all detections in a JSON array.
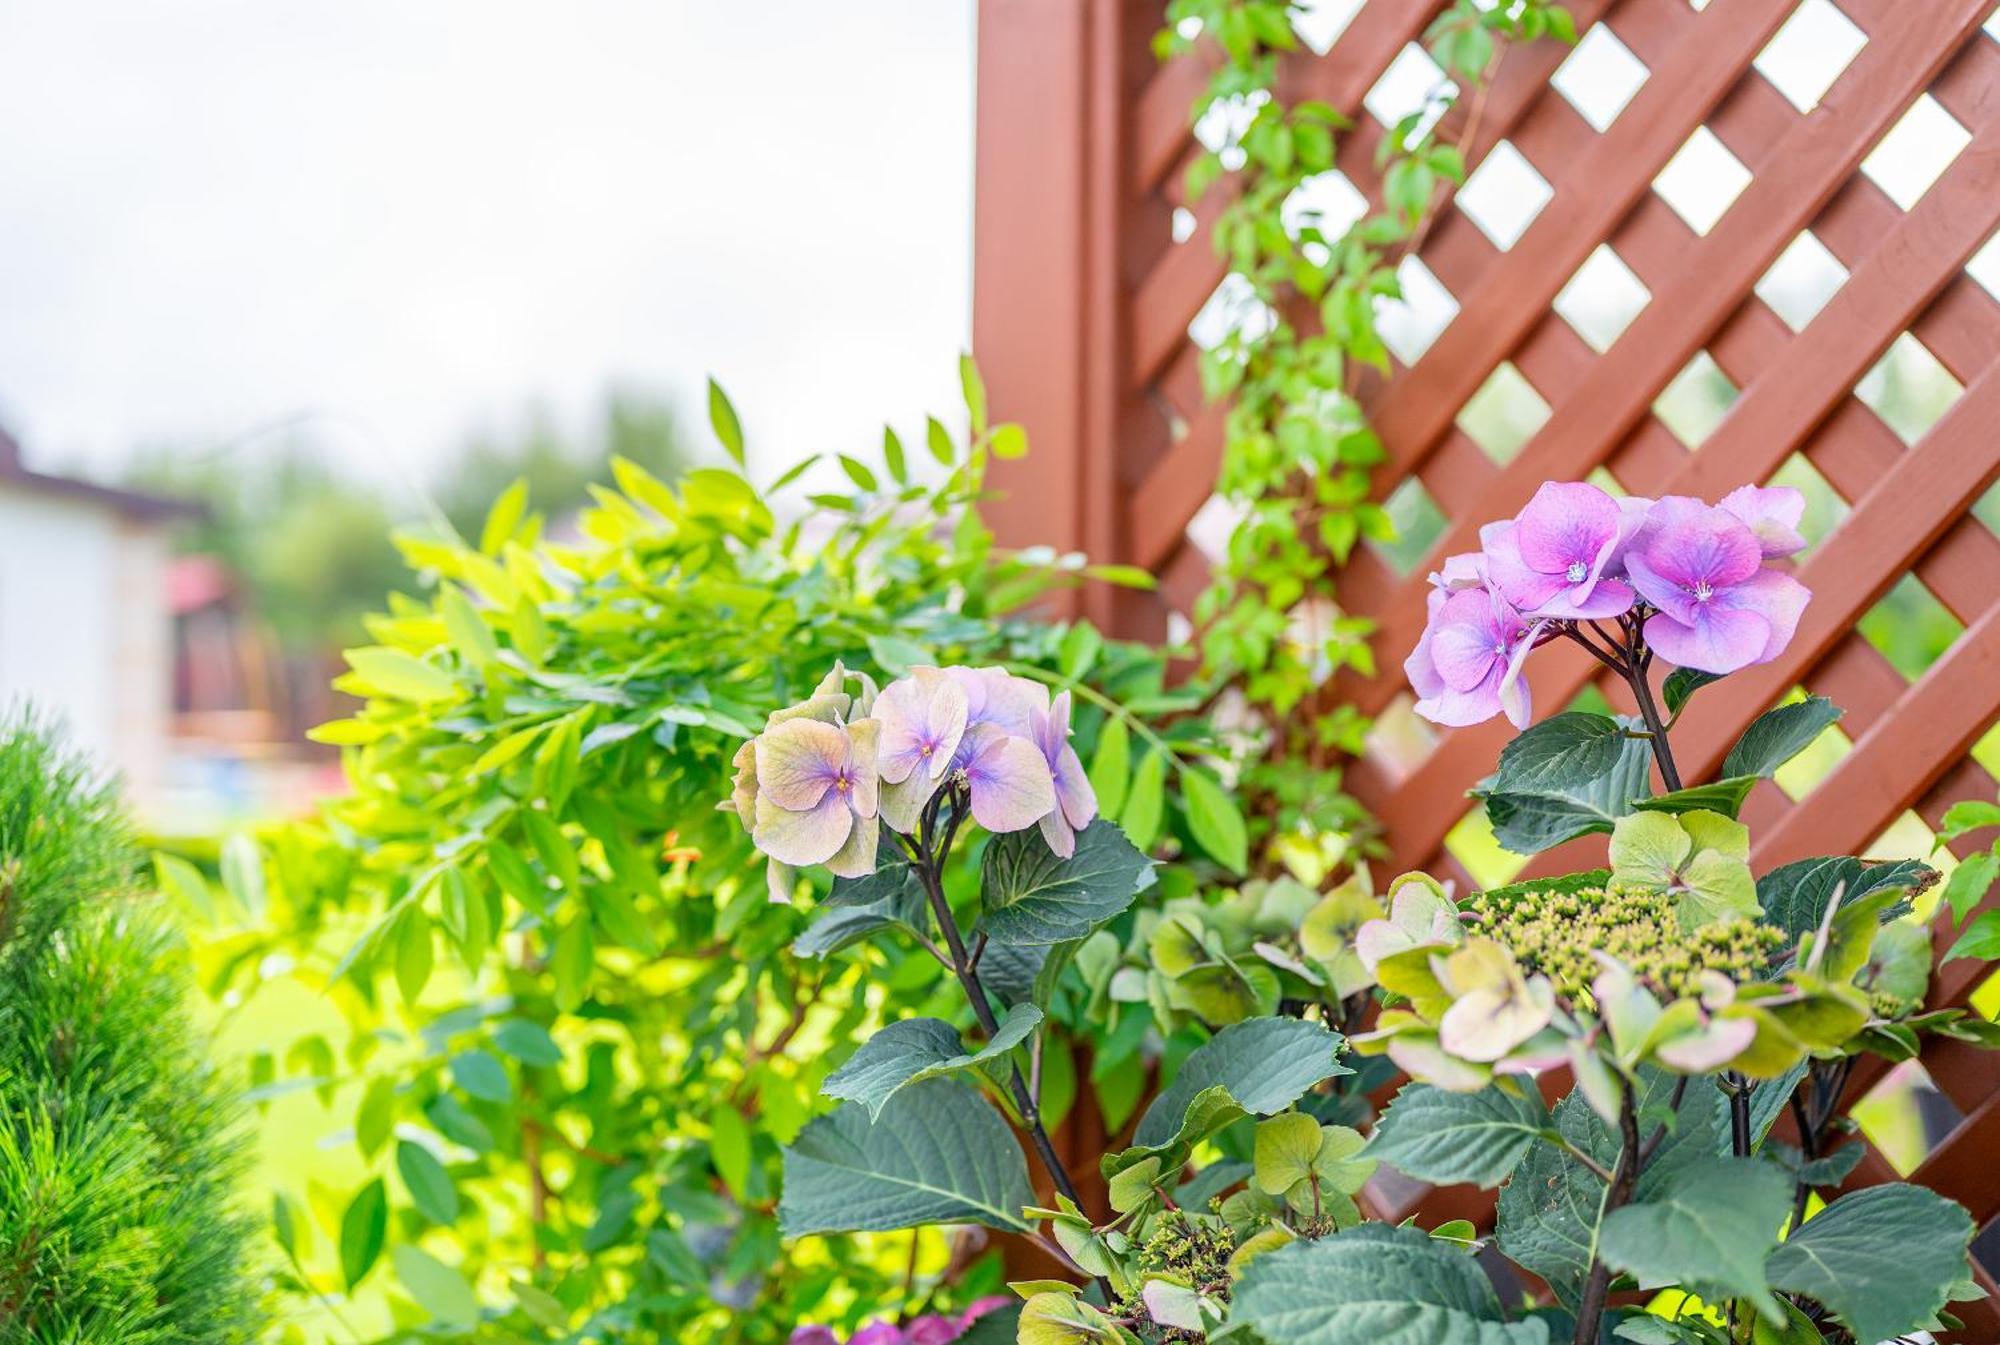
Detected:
[{"left": 0, "top": 425, "right": 193, "bottom": 802}]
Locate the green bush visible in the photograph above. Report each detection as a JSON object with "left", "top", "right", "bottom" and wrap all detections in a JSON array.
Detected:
[{"left": 0, "top": 719, "right": 263, "bottom": 1343}]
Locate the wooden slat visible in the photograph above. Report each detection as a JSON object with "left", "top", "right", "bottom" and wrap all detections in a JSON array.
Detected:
[{"left": 1346, "top": 3, "right": 1996, "bottom": 726}]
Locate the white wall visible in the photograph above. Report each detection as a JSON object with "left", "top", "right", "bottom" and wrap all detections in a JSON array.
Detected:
[{"left": 0, "top": 488, "right": 168, "bottom": 799}]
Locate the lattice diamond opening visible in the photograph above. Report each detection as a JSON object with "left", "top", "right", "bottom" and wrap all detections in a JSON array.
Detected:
[
  {"left": 1652, "top": 351, "right": 1738, "bottom": 449},
  {"left": 1969, "top": 229, "right": 2000, "bottom": 302},
  {"left": 1855, "top": 332, "right": 1964, "bottom": 445},
  {"left": 1550, "top": 23, "right": 1649, "bottom": 132},
  {"left": 1189, "top": 273, "right": 1277, "bottom": 350},
  {"left": 1185, "top": 492, "right": 1245, "bottom": 566},
  {"left": 1859, "top": 574, "right": 1964, "bottom": 683},
  {"left": 1766, "top": 452, "right": 1849, "bottom": 558},
  {"left": 1753, "top": 0, "right": 1868, "bottom": 114},
  {"left": 1292, "top": 0, "right": 1363, "bottom": 55},
  {"left": 1653, "top": 126, "right": 1753, "bottom": 236},
  {"left": 1756, "top": 230, "right": 1850, "bottom": 332},
  {"left": 1456, "top": 139, "right": 1555, "bottom": 249},
  {"left": 1376, "top": 255, "right": 1460, "bottom": 365},
  {"left": 1457, "top": 362, "right": 1552, "bottom": 464},
  {"left": 1371, "top": 476, "right": 1448, "bottom": 576},
  {"left": 1171, "top": 207, "right": 1197, "bottom": 243},
  {"left": 1364, "top": 42, "right": 1456, "bottom": 136},
  {"left": 1861, "top": 92, "right": 1972, "bottom": 211},
  {"left": 1445, "top": 807, "right": 1528, "bottom": 889},
  {"left": 1284, "top": 170, "right": 1369, "bottom": 250},
  {"left": 1364, "top": 692, "right": 1438, "bottom": 784},
  {"left": 1553, "top": 244, "right": 1651, "bottom": 352}
]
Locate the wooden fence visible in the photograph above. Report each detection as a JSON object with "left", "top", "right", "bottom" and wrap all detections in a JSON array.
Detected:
[{"left": 974, "top": 0, "right": 2000, "bottom": 1330}]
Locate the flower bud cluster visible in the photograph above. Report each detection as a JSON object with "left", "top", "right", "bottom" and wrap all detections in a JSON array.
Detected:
[{"left": 1465, "top": 879, "right": 1782, "bottom": 1000}]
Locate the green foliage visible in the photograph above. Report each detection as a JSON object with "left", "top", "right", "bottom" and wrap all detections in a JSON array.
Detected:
[
  {"left": 0, "top": 720, "right": 262, "bottom": 1344},
  {"left": 1157, "top": 0, "right": 1572, "bottom": 847},
  {"left": 778, "top": 1079, "right": 1035, "bottom": 1236},
  {"left": 179, "top": 377, "right": 1227, "bottom": 1341},
  {"left": 1367, "top": 1081, "right": 1548, "bottom": 1188},
  {"left": 1230, "top": 1224, "right": 1551, "bottom": 1345},
  {"left": 1764, "top": 1185, "right": 1974, "bottom": 1344}
]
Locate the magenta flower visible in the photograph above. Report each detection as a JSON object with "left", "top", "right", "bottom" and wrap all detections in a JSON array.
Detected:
[
  {"left": 1719, "top": 483, "right": 1808, "bottom": 558},
  {"left": 875, "top": 669, "right": 971, "bottom": 833},
  {"left": 850, "top": 1326, "right": 906, "bottom": 1345},
  {"left": 1407, "top": 586, "right": 1541, "bottom": 729},
  {"left": 1483, "top": 481, "right": 1645, "bottom": 620},
  {"left": 1428, "top": 550, "right": 1488, "bottom": 595},
  {"left": 751, "top": 717, "right": 880, "bottom": 877},
  {"left": 1029, "top": 690, "right": 1098, "bottom": 857},
  {"left": 1624, "top": 496, "right": 1810, "bottom": 675},
  {"left": 789, "top": 1330, "right": 840, "bottom": 1345}
]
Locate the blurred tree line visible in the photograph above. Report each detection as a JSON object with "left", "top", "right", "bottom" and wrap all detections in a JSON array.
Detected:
[{"left": 124, "top": 391, "right": 689, "bottom": 659}]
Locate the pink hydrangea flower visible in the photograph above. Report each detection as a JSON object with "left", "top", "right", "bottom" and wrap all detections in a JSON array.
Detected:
[
  {"left": 1482, "top": 481, "right": 1646, "bottom": 620},
  {"left": 951, "top": 724, "right": 1057, "bottom": 834},
  {"left": 944, "top": 665, "right": 1047, "bottom": 737},
  {"left": 751, "top": 717, "right": 880, "bottom": 877},
  {"left": 1718, "top": 483, "right": 1807, "bottom": 558},
  {"left": 1406, "top": 586, "right": 1541, "bottom": 729},
  {"left": 1028, "top": 690, "right": 1097, "bottom": 857},
  {"left": 1624, "top": 496, "right": 1810, "bottom": 675}
]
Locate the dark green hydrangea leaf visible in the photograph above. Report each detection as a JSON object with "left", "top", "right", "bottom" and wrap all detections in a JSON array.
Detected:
[
  {"left": 1369, "top": 1081, "right": 1548, "bottom": 1188},
  {"left": 822, "top": 1005, "right": 1042, "bottom": 1119},
  {"left": 1133, "top": 1017, "right": 1348, "bottom": 1148},
  {"left": 977, "top": 819, "right": 1154, "bottom": 946},
  {"left": 1766, "top": 1184, "right": 1975, "bottom": 1344}
]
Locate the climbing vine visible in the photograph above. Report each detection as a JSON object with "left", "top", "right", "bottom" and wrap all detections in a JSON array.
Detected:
[{"left": 1159, "top": 0, "right": 1575, "bottom": 855}]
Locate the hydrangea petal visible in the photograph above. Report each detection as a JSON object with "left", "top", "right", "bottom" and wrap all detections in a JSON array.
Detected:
[
  {"left": 1720, "top": 484, "right": 1807, "bottom": 558},
  {"left": 1633, "top": 496, "right": 1763, "bottom": 590},
  {"left": 875, "top": 670, "right": 968, "bottom": 785},
  {"left": 961, "top": 725, "right": 1057, "bottom": 833},
  {"left": 1039, "top": 808, "right": 1077, "bottom": 859},
  {"left": 1643, "top": 602, "right": 1771, "bottom": 674},
  {"left": 729, "top": 738, "right": 759, "bottom": 828},
  {"left": 825, "top": 813, "right": 881, "bottom": 879},
  {"left": 844, "top": 719, "right": 881, "bottom": 819},
  {"left": 878, "top": 770, "right": 942, "bottom": 835},
  {"left": 1653, "top": 1016, "right": 1757, "bottom": 1073},
  {"left": 1430, "top": 608, "right": 1505, "bottom": 693},
  {"left": 1514, "top": 481, "right": 1621, "bottom": 574},
  {"left": 1716, "top": 567, "right": 1810, "bottom": 664},
  {"left": 755, "top": 719, "right": 848, "bottom": 810},
  {"left": 753, "top": 789, "right": 854, "bottom": 867}
]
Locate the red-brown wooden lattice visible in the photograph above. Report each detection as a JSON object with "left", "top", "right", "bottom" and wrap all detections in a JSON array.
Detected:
[{"left": 974, "top": 0, "right": 2000, "bottom": 1331}]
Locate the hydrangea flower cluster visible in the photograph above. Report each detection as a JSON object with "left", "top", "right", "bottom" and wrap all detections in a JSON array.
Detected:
[
  {"left": 1407, "top": 480, "right": 1812, "bottom": 728},
  {"left": 727, "top": 663, "right": 1096, "bottom": 896},
  {"left": 787, "top": 1297, "right": 1011, "bottom": 1345},
  {"left": 1346, "top": 814, "right": 1882, "bottom": 1112}
]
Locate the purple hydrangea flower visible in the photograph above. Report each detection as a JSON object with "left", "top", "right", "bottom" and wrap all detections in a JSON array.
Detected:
[
  {"left": 952, "top": 723, "right": 1057, "bottom": 834},
  {"left": 1029, "top": 690, "right": 1098, "bottom": 857},
  {"left": 1407, "top": 586, "right": 1541, "bottom": 729},
  {"left": 849, "top": 1325, "right": 906, "bottom": 1345},
  {"left": 874, "top": 668, "right": 971, "bottom": 833},
  {"left": 1483, "top": 481, "right": 1646, "bottom": 620},
  {"left": 789, "top": 1330, "right": 841, "bottom": 1345},
  {"left": 750, "top": 717, "right": 880, "bottom": 877},
  {"left": 944, "top": 665, "right": 1046, "bottom": 737},
  {"left": 1624, "top": 495, "right": 1810, "bottom": 674},
  {"left": 1719, "top": 483, "right": 1807, "bottom": 558}
]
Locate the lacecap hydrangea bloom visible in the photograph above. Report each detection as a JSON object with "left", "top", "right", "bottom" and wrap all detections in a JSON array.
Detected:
[
  {"left": 727, "top": 663, "right": 1097, "bottom": 895},
  {"left": 788, "top": 1296, "right": 1012, "bottom": 1345},
  {"left": 1406, "top": 481, "right": 1812, "bottom": 728}
]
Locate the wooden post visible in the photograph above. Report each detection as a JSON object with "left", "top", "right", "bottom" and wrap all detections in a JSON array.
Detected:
[{"left": 972, "top": 0, "right": 1169, "bottom": 639}]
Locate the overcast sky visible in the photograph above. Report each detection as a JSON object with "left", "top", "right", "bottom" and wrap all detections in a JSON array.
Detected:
[{"left": 0, "top": 1, "right": 975, "bottom": 495}]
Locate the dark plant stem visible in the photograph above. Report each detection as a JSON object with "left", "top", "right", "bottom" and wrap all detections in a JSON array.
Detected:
[
  {"left": 1574, "top": 1088, "right": 1644, "bottom": 1345},
  {"left": 912, "top": 801, "right": 1088, "bottom": 1215},
  {"left": 1787, "top": 1057, "right": 1855, "bottom": 1232},
  {"left": 1619, "top": 620, "right": 1682, "bottom": 793},
  {"left": 1723, "top": 1072, "right": 1754, "bottom": 1158}
]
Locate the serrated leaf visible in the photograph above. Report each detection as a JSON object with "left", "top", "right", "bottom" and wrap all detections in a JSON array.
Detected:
[
  {"left": 1181, "top": 768, "right": 1249, "bottom": 874},
  {"left": 1755, "top": 856, "right": 1935, "bottom": 944},
  {"left": 1663, "top": 667, "right": 1723, "bottom": 716},
  {"left": 1942, "top": 851, "right": 1998, "bottom": 924},
  {"left": 1368, "top": 1082, "right": 1548, "bottom": 1188},
  {"left": 1482, "top": 730, "right": 1653, "bottom": 852},
  {"left": 1230, "top": 1224, "right": 1551, "bottom": 1345},
  {"left": 977, "top": 820, "right": 1153, "bottom": 946},
  {"left": 779, "top": 1078, "right": 1034, "bottom": 1234},
  {"left": 1598, "top": 1156, "right": 1789, "bottom": 1323},
  {"left": 794, "top": 862, "right": 926, "bottom": 957},
  {"left": 1631, "top": 776, "right": 1759, "bottom": 821},
  {"left": 1723, "top": 697, "right": 1841, "bottom": 779},
  {"left": 822, "top": 1005, "right": 1043, "bottom": 1119},
  {"left": 1495, "top": 713, "right": 1629, "bottom": 794},
  {"left": 1765, "top": 1184, "right": 1974, "bottom": 1344},
  {"left": 1133, "top": 1017, "right": 1347, "bottom": 1148}
]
